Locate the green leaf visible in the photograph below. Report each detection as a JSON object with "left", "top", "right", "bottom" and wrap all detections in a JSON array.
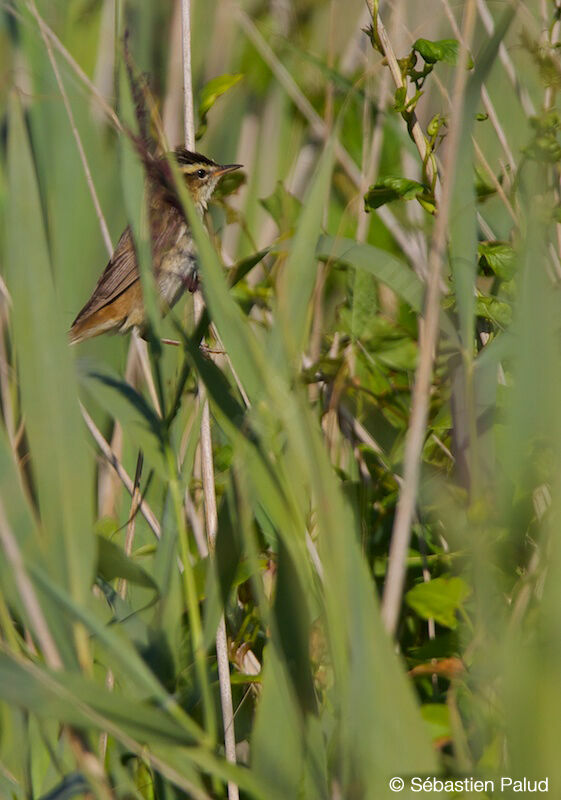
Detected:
[
  {"left": 376, "top": 339, "right": 418, "bottom": 371},
  {"left": 478, "top": 242, "right": 516, "bottom": 280},
  {"left": 475, "top": 165, "right": 498, "bottom": 201},
  {"left": 315, "top": 235, "right": 459, "bottom": 343},
  {"left": 260, "top": 182, "right": 302, "bottom": 230},
  {"left": 413, "top": 38, "right": 462, "bottom": 66},
  {"left": 393, "top": 85, "right": 407, "bottom": 112},
  {"left": 212, "top": 170, "right": 245, "bottom": 202},
  {"left": 476, "top": 295, "right": 512, "bottom": 327},
  {"left": 96, "top": 535, "right": 159, "bottom": 591},
  {"left": 351, "top": 270, "right": 378, "bottom": 339},
  {"left": 475, "top": 330, "right": 515, "bottom": 370},
  {"left": 364, "top": 177, "right": 430, "bottom": 210},
  {"left": 420, "top": 704, "right": 452, "bottom": 742},
  {"left": 523, "top": 133, "right": 561, "bottom": 163},
  {"left": 228, "top": 247, "right": 270, "bottom": 286},
  {"left": 197, "top": 73, "right": 243, "bottom": 138},
  {"left": 199, "top": 73, "right": 243, "bottom": 118},
  {"left": 406, "top": 576, "right": 471, "bottom": 629},
  {"left": 427, "top": 113, "right": 446, "bottom": 136},
  {"left": 317, "top": 235, "right": 423, "bottom": 312},
  {"left": 37, "top": 774, "right": 95, "bottom": 800}
]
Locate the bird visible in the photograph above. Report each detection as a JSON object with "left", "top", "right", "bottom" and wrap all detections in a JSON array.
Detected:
[{"left": 69, "top": 148, "right": 241, "bottom": 344}]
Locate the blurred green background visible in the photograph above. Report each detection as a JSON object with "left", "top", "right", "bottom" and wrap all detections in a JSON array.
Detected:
[{"left": 1, "top": 0, "right": 560, "bottom": 798}]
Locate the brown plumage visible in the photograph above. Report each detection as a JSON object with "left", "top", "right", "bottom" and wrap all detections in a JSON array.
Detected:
[{"left": 69, "top": 149, "right": 241, "bottom": 344}]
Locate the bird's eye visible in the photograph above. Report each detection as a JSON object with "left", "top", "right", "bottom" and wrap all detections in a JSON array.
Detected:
[{"left": 196, "top": 168, "right": 206, "bottom": 178}]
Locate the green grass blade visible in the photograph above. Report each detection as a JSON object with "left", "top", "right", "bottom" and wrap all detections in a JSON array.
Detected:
[
  {"left": 167, "top": 156, "right": 268, "bottom": 402},
  {"left": 251, "top": 649, "right": 305, "bottom": 800},
  {"left": 0, "top": 649, "right": 194, "bottom": 747},
  {"left": 28, "top": 562, "right": 205, "bottom": 743},
  {"left": 269, "top": 142, "right": 334, "bottom": 366},
  {"left": 284, "top": 395, "right": 438, "bottom": 794},
  {"left": 449, "top": 8, "right": 515, "bottom": 352},
  {"left": 78, "top": 361, "right": 167, "bottom": 477},
  {"left": 5, "top": 95, "right": 95, "bottom": 609}
]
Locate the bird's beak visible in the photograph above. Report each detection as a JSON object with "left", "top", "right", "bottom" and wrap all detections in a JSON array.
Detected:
[{"left": 214, "top": 163, "right": 243, "bottom": 177}]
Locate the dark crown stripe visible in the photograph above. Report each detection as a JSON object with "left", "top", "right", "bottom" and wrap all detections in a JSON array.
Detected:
[{"left": 174, "top": 148, "right": 217, "bottom": 167}]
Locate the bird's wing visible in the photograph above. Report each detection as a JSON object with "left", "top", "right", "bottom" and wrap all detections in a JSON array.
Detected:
[
  {"left": 71, "top": 199, "right": 184, "bottom": 327},
  {"left": 71, "top": 226, "right": 139, "bottom": 325}
]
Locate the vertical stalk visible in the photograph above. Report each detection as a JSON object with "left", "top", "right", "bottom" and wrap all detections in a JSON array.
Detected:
[
  {"left": 181, "top": 2, "right": 238, "bottom": 795},
  {"left": 381, "top": 0, "right": 477, "bottom": 636},
  {"left": 165, "top": 441, "right": 216, "bottom": 745},
  {"left": 181, "top": 0, "right": 195, "bottom": 149}
]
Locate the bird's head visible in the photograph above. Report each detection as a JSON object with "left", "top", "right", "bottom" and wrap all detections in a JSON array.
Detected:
[{"left": 175, "top": 148, "right": 242, "bottom": 211}]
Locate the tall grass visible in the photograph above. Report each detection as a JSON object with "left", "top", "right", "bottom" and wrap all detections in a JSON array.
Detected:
[{"left": 1, "top": 0, "right": 560, "bottom": 798}]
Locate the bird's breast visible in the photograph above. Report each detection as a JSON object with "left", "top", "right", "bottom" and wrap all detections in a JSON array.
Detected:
[{"left": 157, "top": 223, "right": 199, "bottom": 307}]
